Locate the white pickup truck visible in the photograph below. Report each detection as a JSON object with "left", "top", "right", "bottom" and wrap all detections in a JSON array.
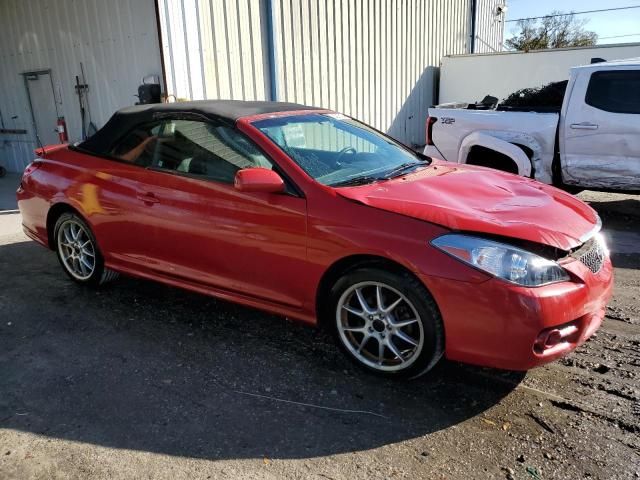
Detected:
[{"left": 425, "top": 58, "right": 640, "bottom": 191}]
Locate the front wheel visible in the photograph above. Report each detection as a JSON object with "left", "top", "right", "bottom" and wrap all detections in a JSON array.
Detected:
[
  {"left": 54, "top": 213, "right": 118, "bottom": 286},
  {"left": 328, "top": 268, "right": 444, "bottom": 379}
]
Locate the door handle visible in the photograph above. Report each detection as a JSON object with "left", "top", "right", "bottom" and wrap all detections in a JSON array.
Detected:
[
  {"left": 137, "top": 193, "right": 160, "bottom": 204},
  {"left": 570, "top": 122, "right": 598, "bottom": 130}
]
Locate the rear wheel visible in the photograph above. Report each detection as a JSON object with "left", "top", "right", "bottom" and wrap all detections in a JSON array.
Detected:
[
  {"left": 0, "top": 166, "right": 6, "bottom": 178},
  {"left": 328, "top": 268, "right": 444, "bottom": 379},
  {"left": 54, "top": 213, "right": 118, "bottom": 286}
]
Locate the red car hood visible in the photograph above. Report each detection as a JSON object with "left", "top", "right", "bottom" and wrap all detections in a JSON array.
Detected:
[{"left": 336, "top": 161, "right": 598, "bottom": 251}]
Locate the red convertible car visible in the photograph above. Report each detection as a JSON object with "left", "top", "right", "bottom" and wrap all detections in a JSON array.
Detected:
[{"left": 17, "top": 101, "right": 612, "bottom": 378}]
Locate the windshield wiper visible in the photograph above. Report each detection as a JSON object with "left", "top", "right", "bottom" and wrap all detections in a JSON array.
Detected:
[
  {"left": 330, "top": 175, "right": 387, "bottom": 187},
  {"left": 383, "top": 162, "right": 424, "bottom": 179}
]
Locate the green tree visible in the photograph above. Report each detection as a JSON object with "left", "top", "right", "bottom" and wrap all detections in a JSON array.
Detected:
[{"left": 505, "top": 12, "right": 598, "bottom": 51}]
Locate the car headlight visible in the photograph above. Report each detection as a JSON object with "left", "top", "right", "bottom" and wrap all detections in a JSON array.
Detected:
[{"left": 431, "top": 234, "right": 570, "bottom": 287}]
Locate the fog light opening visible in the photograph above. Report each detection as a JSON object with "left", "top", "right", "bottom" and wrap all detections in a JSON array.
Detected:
[
  {"left": 534, "top": 321, "right": 580, "bottom": 354},
  {"left": 544, "top": 329, "right": 562, "bottom": 348}
]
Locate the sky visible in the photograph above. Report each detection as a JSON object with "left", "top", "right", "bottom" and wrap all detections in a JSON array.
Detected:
[{"left": 503, "top": 0, "right": 640, "bottom": 46}]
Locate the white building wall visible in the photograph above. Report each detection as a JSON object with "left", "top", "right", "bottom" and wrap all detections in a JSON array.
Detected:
[
  {"left": 157, "top": 0, "right": 270, "bottom": 102},
  {"left": 439, "top": 43, "right": 640, "bottom": 104},
  {"left": 473, "top": 0, "right": 505, "bottom": 53},
  {"left": 159, "top": 0, "right": 504, "bottom": 148},
  {"left": 0, "top": 0, "right": 163, "bottom": 172},
  {"left": 272, "top": 0, "right": 471, "bottom": 146},
  {"left": 0, "top": 0, "right": 506, "bottom": 172}
]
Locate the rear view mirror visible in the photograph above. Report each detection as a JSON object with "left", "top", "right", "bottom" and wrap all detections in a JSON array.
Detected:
[{"left": 234, "top": 168, "right": 285, "bottom": 194}]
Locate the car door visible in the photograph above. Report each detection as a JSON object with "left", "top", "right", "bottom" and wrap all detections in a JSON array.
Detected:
[
  {"left": 69, "top": 120, "right": 169, "bottom": 270},
  {"left": 561, "top": 68, "right": 640, "bottom": 190},
  {"left": 133, "top": 117, "right": 309, "bottom": 309}
]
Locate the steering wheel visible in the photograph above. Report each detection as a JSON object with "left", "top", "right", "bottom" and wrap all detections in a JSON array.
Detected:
[{"left": 335, "top": 146, "right": 357, "bottom": 167}]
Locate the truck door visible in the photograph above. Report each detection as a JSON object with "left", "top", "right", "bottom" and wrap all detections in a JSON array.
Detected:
[{"left": 561, "top": 68, "right": 640, "bottom": 190}]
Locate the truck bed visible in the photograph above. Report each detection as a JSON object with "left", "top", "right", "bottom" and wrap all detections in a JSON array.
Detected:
[{"left": 425, "top": 107, "right": 559, "bottom": 184}]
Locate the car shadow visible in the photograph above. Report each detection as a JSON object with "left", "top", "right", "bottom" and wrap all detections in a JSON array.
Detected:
[{"left": 0, "top": 239, "right": 524, "bottom": 461}]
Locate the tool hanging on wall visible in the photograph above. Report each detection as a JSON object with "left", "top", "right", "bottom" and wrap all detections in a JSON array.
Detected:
[
  {"left": 74, "top": 74, "right": 88, "bottom": 140},
  {"left": 80, "top": 63, "right": 97, "bottom": 137}
]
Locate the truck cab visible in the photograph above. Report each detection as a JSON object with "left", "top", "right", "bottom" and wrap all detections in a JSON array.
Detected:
[{"left": 560, "top": 60, "right": 640, "bottom": 190}]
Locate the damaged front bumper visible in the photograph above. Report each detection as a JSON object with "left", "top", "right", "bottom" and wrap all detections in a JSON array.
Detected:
[{"left": 420, "top": 253, "right": 613, "bottom": 371}]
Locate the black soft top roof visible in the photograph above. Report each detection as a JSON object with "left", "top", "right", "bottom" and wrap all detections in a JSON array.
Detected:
[{"left": 78, "top": 100, "right": 323, "bottom": 155}]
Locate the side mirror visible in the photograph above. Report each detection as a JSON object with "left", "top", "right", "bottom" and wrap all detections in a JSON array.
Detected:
[{"left": 234, "top": 168, "right": 285, "bottom": 194}]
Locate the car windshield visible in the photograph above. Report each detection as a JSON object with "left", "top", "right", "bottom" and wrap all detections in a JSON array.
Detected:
[{"left": 253, "top": 113, "right": 430, "bottom": 186}]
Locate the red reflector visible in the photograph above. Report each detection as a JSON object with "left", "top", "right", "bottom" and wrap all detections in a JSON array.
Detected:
[{"left": 22, "top": 161, "right": 42, "bottom": 178}]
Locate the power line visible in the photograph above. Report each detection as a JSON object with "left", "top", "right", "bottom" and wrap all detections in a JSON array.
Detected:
[
  {"left": 506, "top": 5, "right": 640, "bottom": 23},
  {"left": 599, "top": 32, "right": 640, "bottom": 39}
]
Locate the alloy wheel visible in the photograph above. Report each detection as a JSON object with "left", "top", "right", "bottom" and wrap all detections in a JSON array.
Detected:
[
  {"left": 57, "top": 219, "right": 96, "bottom": 281},
  {"left": 336, "top": 281, "right": 425, "bottom": 372}
]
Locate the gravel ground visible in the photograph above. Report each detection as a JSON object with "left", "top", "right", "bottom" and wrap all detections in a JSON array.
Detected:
[{"left": 0, "top": 189, "right": 638, "bottom": 479}]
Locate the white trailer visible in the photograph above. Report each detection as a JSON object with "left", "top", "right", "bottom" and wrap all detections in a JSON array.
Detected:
[{"left": 439, "top": 43, "right": 640, "bottom": 105}]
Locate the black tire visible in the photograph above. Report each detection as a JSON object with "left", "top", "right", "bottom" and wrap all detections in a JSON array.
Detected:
[
  {"left": 0, "top": 166, "right": 6, "bottom": 178},
  {"left": 53, "top": 212, "right": 119, "bottom": 286},
  {"left": 327, "top": 267, "right": 445, "bottom": 379}
]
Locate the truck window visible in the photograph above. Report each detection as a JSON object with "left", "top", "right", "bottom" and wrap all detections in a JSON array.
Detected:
[{"left": 585, "top": 70, "right": 640, "bottom": 114}]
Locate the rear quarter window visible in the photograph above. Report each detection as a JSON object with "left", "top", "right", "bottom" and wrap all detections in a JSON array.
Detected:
[{"left": 585, "top": 70, "right": 640, "bottom": 114}]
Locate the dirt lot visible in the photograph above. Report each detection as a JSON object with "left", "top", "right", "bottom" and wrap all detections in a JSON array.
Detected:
[{"left": 0, "top": 187, "right": 638, "bottom": 479}]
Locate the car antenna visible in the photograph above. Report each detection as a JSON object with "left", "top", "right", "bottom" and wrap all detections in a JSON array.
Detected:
[
  {"left": 35, "top": 132, "right": 44, "bottom": 150},
  {"left": 24, "top": 112, "right": 45, "bottom": 153}
]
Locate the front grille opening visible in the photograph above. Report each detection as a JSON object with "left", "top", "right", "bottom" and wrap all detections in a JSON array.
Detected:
[{"left": 570, "top": 237, "right": 605, "bottom": 274}]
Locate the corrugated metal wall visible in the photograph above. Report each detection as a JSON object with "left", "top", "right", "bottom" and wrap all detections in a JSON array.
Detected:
[
  {"left": 159, "top": 0, "right": 484, "bottom": 147},
  {"left": 473, "top": 0, "right": 505, "bottom": 53},
  {"left": 157, "top": 0, "right": 270, "bottom": 102},
  {"left": 271, "top": 0, "right": 471, "bottom": 146},
  {"left": 0, "top": 0, "right": 162, "bottom": 172},
  {"left": 1, "top": 0, "right": 504, "bottom": 172}
]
